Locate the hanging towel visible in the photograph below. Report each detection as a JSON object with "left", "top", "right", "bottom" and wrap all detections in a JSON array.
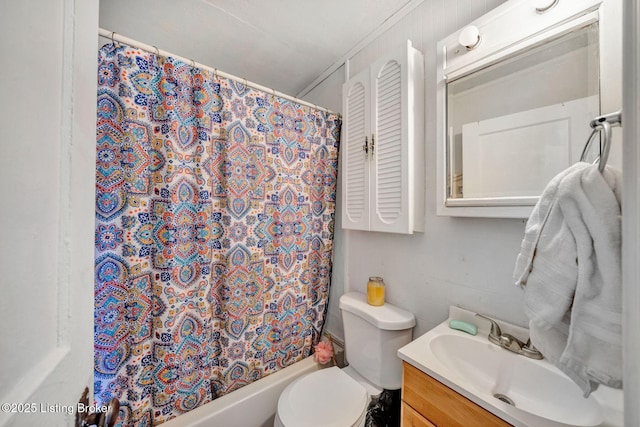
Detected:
[{"left": 513, "top": 162, "right": 622, "bottom": 397}]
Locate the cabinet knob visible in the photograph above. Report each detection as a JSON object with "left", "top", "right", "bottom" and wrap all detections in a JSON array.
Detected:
[
  {"left": 363, "top": 136, "right": 369, "bottom": 159},
  {"left": 371, "top": 134, "right": 375, "bottom": 157}
]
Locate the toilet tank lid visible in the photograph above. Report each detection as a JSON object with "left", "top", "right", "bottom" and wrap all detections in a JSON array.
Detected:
[{"left": 339, "top": 292, "right": 416, "bottom": 330}]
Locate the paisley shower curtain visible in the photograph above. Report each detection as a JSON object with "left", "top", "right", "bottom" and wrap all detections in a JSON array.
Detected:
[{"left": 94, "top": 43, "right": 340, "bottom": 426}]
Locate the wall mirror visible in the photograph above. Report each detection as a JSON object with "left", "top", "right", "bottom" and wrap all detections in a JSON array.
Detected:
[{"left": 436, "top": 0, "right": 621, "bottom": 218}]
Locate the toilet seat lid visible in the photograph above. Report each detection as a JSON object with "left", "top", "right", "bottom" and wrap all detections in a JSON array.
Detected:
[{"left": 278, "top": 367, "right": 368, "bottom": 427}]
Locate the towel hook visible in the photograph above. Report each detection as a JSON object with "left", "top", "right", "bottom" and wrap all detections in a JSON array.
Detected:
[
  {"left": 590, "top": 111, "right": 622, "bottom": 129},
  {"left": 580, "top": 121, "right": 612, "bottom": 173},
  {"left": 580, "top": 111, "right": 621, "bottom": 173}
]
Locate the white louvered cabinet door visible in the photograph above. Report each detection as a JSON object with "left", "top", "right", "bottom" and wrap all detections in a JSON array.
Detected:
[
  {"left": 341, "top": 69, "right": 371, "bottom": 231},
  {"left": 370, "top": 51, "right": 410, "bottom": 233},
  {"left": 340, "top": 40, "right": 423, "bottom": 233}
]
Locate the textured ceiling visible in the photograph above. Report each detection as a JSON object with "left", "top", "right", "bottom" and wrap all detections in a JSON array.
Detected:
[{"left": 99, "top": 0, "right": 414, "bottom": 96}]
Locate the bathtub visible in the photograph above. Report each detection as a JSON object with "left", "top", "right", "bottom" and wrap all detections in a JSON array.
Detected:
[{"left": 162, "top": 356, "right": 321, "bottom": 427}]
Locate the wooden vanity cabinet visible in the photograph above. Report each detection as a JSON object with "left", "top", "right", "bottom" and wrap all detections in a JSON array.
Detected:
[{"left": 401, "top": 362, "right": 512, "bottom": 427}]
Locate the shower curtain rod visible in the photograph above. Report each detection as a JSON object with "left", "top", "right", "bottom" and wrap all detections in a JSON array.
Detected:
[{"left": 98, "top": 28, "right": 340, "bottom": 117}]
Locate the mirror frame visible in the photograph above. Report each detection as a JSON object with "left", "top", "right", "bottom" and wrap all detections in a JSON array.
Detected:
[{"left": 435, "top": 0, "right": 620, "bottom": 218}]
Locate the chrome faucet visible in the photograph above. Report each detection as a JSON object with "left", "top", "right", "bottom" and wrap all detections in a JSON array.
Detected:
[{"left": 475, "top": 314, "right": 543, "bottom": 360}]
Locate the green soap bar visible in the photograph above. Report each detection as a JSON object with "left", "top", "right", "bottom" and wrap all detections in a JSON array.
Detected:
[{"left": 449, "top": 319, "right": 478, "bottom": 335}]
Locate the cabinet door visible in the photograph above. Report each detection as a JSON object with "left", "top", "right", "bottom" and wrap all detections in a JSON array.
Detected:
[
  {"left": 369, "top": 45, "right": 412, "bottom": 233},
  {"left": 402, "top": 402, "right": 436, "bottom": 427},
  {"left": 402, "top": 363, "right": 512, "bottom": 427},
  {"left": 341, "top": 69, "right": 371, "bottom": 230}
]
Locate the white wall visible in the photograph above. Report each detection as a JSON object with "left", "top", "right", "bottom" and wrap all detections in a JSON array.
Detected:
[
  {"left": 0, "top": 0, "right": 65, "bottom": 392},
  {"left": 303, "top": 0, "right": 540, "bottom": 341},
  {"left": 0, "top": 0, "right": 98, "bottom": 425}
]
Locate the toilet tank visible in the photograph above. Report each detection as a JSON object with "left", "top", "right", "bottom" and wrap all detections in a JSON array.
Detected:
[{"left": 339, "top": 292, "right": 415, "bottom": 390}]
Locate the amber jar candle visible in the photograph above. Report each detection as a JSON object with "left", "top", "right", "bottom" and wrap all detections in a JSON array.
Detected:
[{"left": 367, "top": 276, "right": 385, "bottom": 306}]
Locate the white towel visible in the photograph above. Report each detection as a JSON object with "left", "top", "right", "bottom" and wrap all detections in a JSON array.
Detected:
[{"left": 513, "top": 162, "right": 622, "bottom": 396}]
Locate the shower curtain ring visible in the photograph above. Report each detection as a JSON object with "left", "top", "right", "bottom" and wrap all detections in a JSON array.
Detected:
[
  {"left": 111, "top": 32, "right": 117, "bottom": 47},
  {"left": 152, "top": 46, "right": 160, "bottom": 57},
  {"left": 191, "top": 58, "right": 196, "bottom": 68}
]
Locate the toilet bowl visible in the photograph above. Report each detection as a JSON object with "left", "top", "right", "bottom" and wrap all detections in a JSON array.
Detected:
[
  {"left": 274, "top": 366, "right": 378, "bottom": 427},
  {"left": 274, "top": 292, "right": 415, "bottom": 427}
]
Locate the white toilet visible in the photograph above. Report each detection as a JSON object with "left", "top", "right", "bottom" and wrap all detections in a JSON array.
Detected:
[{"left": 274, "top": 291, "right": 415, "bottom": 427}]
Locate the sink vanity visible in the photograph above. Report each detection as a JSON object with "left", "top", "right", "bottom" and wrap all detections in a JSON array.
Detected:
[
  {"left": 401, "top": 361, "right": 510, "bottom": 427},
  {"left": 397, "top": 307, "right": 623, "bottom": 427}
]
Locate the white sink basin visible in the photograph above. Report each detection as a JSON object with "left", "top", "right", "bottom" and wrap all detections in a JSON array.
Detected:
[
  {"left": 398, "top": 307, "right": 623, "bottom": 427},
  {"left": 429, "top": 333, "right": 602, "bottom": 426}
]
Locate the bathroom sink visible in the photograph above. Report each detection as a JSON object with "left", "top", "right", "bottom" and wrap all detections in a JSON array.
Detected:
[
  {"left": 397, "top": 307, "right": 623, "bottom": 427},
  {"left": 429, "top": 333, "right": 602, "bottom": 426}
]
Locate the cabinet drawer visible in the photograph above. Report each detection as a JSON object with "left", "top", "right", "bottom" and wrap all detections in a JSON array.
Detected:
[
  {"left": 402, "top": 362, "right": 511, "bottom": 427},
  {"left": 402, "top": 401, "right": 436, "bottom": 427}
]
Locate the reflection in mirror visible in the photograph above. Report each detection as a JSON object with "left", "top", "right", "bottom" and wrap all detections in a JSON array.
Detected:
[{"left": 446, "top": 22, "right": 600, "bottom": 204}]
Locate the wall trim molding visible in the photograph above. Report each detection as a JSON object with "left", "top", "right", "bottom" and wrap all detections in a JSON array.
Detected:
[
  {"left": 296, "top": 0, "right": 424, "bottom": 98},
  {"left": 622, "top": 0, "right": 640, "bottom": 424}
]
